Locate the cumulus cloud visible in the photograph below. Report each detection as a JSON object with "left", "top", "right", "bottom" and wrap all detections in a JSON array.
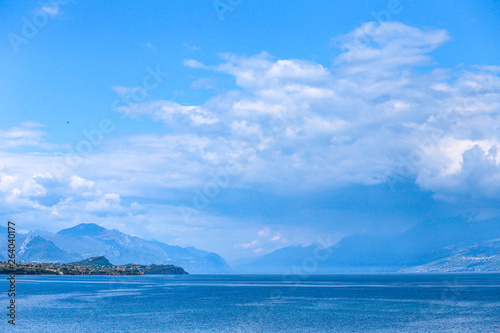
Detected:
[
  {"left": 6, "top": 22, "right": 500, "bottom": 201},
  {"left": 109, "top": 22, "right": 499, "bottom": 198},
  {"left": 70, "top": 175, "right": 96, "bottom": 191},
  {"left": 417, "top": 144, "right": 500, "bottom": 199},
  {"left": 85, "top": 193, "right": 124, "bottom": 216}
]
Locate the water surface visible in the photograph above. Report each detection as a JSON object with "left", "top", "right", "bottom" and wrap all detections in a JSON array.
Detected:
[{"left": 1, "top": 274, "right": 499, "bottom": 332}]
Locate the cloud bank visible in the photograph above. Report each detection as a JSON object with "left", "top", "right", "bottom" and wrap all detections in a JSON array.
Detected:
[{"left": 1, "top": 22, "right": 499, "bottom": 257}]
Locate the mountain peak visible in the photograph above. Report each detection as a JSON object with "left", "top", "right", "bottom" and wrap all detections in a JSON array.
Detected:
[{"left": 57, "top": 223, "right": 107, "bottom": 237}]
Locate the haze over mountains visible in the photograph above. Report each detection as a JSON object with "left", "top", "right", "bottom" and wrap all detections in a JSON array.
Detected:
[
  {"left": 235, "top": 216, "right": 500, "bottom": 273},
  {"left": 1, "top": 217, "right": 499, "bottom": 274}
]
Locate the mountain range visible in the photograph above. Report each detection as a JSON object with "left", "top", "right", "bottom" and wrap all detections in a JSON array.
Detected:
[
  {"left": 1, "top": 216, "right": 499, "bottom": 274},
  {"left": 0, "top": 223, "right": 231, "bottom": 274},
  {"left": 235, "top": 216, "right": 500, "bottom": 273}
]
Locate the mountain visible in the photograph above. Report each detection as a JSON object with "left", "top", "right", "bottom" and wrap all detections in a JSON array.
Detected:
[
  {"left": 0, "top": 223, "right": 230, "bottom": 273},
  {"left": 236, "top": 216, "right": 500, "bottom": 273},
  {"left": 148, "top": 240, "right": 231, "bottom": 274},
  {"left": 69, "top": 256, "right": 113, "bottom": 268},
  {"left": 402, "top": 239, "right": 500, "bottom": 272},
  {"left": 16, "top": 223, "right": 232, "bottom": 273},
  {"left": 4, "top": 216, "right": 499, "bottom": 274},
  {"left": 236, "top": 245, "right": 316, "bottom": 273},
  {"left": 57, "top": 223, "right": 107, "bottom": 237},
  {"left": 17, "top": 236, "right": 81, "bottom": 263}
]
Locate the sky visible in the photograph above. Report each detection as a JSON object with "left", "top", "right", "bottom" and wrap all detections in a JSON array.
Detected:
[{"left": 0, "top": 0, "right": 499, "bottom": 261}]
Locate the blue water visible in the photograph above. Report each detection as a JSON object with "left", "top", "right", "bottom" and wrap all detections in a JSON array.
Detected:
[{"left": 1, "top": 274, "right": 500, "bottom": 332}]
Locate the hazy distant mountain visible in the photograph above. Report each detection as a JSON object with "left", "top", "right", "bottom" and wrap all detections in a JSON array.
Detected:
[
  {"left": 145, "top": 239, "right": 232, "bottom": 274},
  {"left": 46, "top": 223, "right": 231, "bottom": 273},
  {"left": 236, "top": 245, "right": 316, "bottom": 273},
  {"left": 3, "top": 217, "right": 500, "bottom": 274},
  {"left": 18, "top": 236, "right": 81, "bottom": 263},
  {"left": 0, "top": 223, "right": 231, "bottom": 273},
  {"left": 403, "top": 239, "right": 500, "bottom": 272},
  {"left": 57, "top": 223, "right": 108, "bottom": 237},
  {"left": 236, "top": 216, "right": 500, "bottom": 273}
]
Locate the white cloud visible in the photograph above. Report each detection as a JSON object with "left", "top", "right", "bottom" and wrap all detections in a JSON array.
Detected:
[
  {"left": 257, "top": 228, "right": 270, "bottom": 237},
  {"left": 70, "top": 175, "right": 96, "bottom": 191},
  {"left": 0, "top": 122, "right": 57, "bottom": 150},
  {"left": 116, "top": 100, "right": 219, "bottom": 127},
  {"left": 143, "top": 42, "right": 156, "bottom": 50},
  {"left": 0, "top": 175, "right": 18, "bottom": 192},
  {"left": 1, "top": 22, "right": 500, "bottom": 256},
  {"left": 112, "top": 86, "right": 147, "bottom": 96},
  {"left": 37, "top": 6, "right": 60, "bottom": 16},
  {"left": 474, "top": 65, "right": 500, "bottom": 73},
  {"left": 183, "top": 43, "right": 201, "bottom": 51},
  {"left": 216, "top": 52, "right": 332, "bottom": 89},
  {"left": 334, "top": 21, "right": 450, "bottom": 75},
  {"left": 58, "top": 23, "right": 500, "bottom": 200},
  {"left": 184, "top": 59, "right": 207, "bottom": 69},
  {"left": 190, "top": 78, "right": 216, "bottom": 89},
  {"left": 235, "top": 228, "right": 287, "bottom": 252},
  {"left": 85, "top": 193, "right": 123, "bottom": 214}
]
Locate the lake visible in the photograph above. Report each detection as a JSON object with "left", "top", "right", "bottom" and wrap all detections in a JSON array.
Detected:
[{"left": 1, "top": 274, "right": 500, "bottom": 332}]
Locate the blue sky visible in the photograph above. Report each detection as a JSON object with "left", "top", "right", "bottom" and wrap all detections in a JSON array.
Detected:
[{"left": 1, "top": 0, "right": 499, "bottom": 261}]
